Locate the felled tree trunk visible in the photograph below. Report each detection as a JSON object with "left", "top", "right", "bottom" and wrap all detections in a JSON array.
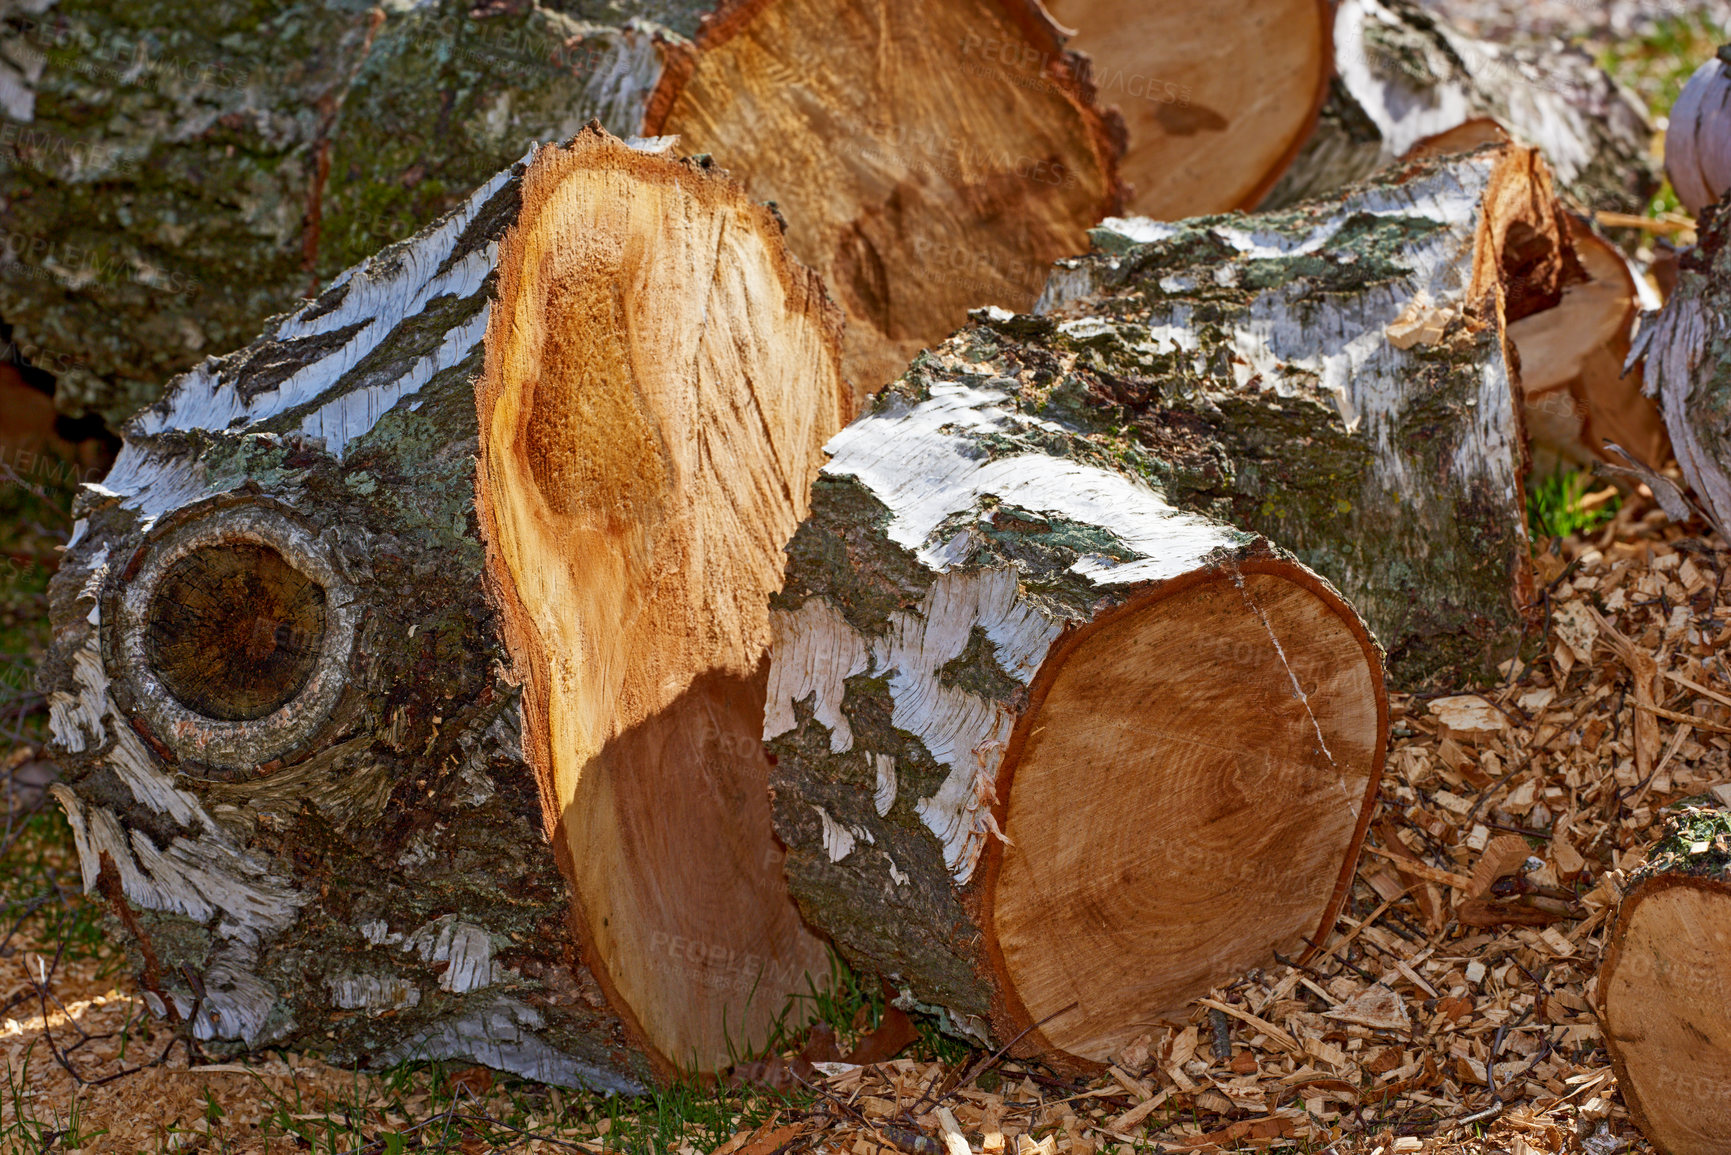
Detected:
[
  {"left": 1040, "top": 0, "right": 1331, "bottom": 219},
  {"left": 1629, "top": 194, "right": 1731, "bottom": 535},
  {"left": 1597, "top": 808, "right": 1731, "bottom": 1155},
  {"left": 763, "top": 317, "right": 1389, "bottom": 1072},
  {"left": 1259, "top": 0, "right": 1656, "bottom": 216},
  {"left": 2, "top": 0, "right": 1121, "bottom": 427},
  {"left": 42, "top": 127, "right": 850, "bottom": 1089},
  {"left": 1028, "top": 143, "right": 1579, "bottom": 684}
]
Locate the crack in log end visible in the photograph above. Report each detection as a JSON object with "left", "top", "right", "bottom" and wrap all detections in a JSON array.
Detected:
[
  {"left": 474, "top": 128, "right": 848, "bottom": 1075},
  {"left": 986, "top": 568, "right": 1382, "bottom": 1063}
]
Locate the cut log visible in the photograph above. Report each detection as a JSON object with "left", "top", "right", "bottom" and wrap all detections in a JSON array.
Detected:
[
  {"left": 640, "top": 0, "right": 1123, "bottom": 397},
  {"left": 1030, "top": 143, "right": 1570, "bottom": 683},
  {"left": 1597, "top": 807, "right": 1731, "bottom": 1155},
  {"left": 41, "top": 127, "right": 849, "bottom": 1088},
  {"left": 1040, "top": 0, "right": 1331, "bottom": 218},
  {"left": 1627, "top": 192, "right": 1731, "bottom": 535},
  {"left": 1260, "top": 0, "right": 1657, "bottom": 216},
  {"left": 1666, "top": 47, "right": 1731, "bottom": 215},
  {"left": 2, "top": 0, "right": 1121, "bottom": 426},
  {"left": 1510, "top": 214, "right": 1668, "bottom": 473},
  {"left": 764, "top": 329, "right": 1388, "bottom": 1071}
]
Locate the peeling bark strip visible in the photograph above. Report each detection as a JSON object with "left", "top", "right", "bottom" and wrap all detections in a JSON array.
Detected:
[
  {"left": 1629, "top": 196, "right": 1731, "bottom": 538},
  {"left": 1261, "top": 0, "right": 1655, "bottom": 216},
  {"left": 6, "top": 0, "right": 1123, "bottom": 426},
  {"left": 765, "top": 330, "right": 1389, "bottom": 1072},
  {"left": 1029, "top": 143, "right": 1573, "bottom": 684},
  {"left": 1596, "top": 808, "right": 1731, "bottom": 1155},
  {"left": 1043, "top": 0, "right": 1331, "bottom": 220},
  {"left": 42, "top": 127, "right": 846, "bottom": 1088}
]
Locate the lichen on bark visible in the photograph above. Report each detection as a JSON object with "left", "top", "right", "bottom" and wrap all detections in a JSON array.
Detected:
[{"left": 0, "top": 0, "right": 695, "bottom": 428}]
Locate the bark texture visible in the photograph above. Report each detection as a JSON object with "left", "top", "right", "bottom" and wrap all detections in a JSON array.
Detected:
[
  {"left": 0, "top": 0, "right": 693, "bottom": 429},
  {"left": 1628, "top": 193, "right": 1731, "bottom": 535},
  {"left": 40, "top": 128, "right": 840, "bottom": 1089},
  {"left": 1260, "top": 0, "right": 1657, "bottom": 217},
  {"left": 1030, "top": 144, "right": 1565, "bottom": 684},
  {"left": 764, "top": 332, "right": 1388, "bottom": 1071},
  {"left": 1596, "top": 807, "right": 1731, "bottom": 1155}
]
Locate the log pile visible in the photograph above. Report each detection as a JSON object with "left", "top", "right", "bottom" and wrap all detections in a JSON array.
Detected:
[
  {"left": 35, "top": 6, "right": 1731, "bottom": 1144},
  {"left": 0, "top": 0, "right": 1124, "bottom": 423},
  {"left": 5, "top": 0, "right": 1363, "bottom": 428}
]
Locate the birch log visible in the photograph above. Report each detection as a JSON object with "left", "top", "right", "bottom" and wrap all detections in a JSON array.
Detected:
[
  {"left": 1024, "top": 143, "right": 1585, "bottom": 683},
  {"left": 1260, "top": 0, "right": 1657, "bottom": 216},
  {"left": 40, "top": 127, "right": 850, "bottom": 1088},
  {"left": 1597, "top": 807, "right": 1731, "bottom": 1155},
  {"left": 763, "top": 322, "right": 1388, "bottom": 1072},
  {"left": 1628, "top": 193, "right": 1731, "bottom": 534},
  {"left": 0, "top": 0, "right": 1120, "bottom": 426}
]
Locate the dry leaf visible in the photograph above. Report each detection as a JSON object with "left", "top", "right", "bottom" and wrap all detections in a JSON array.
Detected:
[
  {"left": 1324, "top": 984, "right": 1411, "bottom": 1032},
  {"left": 1428, "top": 695, "right": 1506, "bottom": 733}
]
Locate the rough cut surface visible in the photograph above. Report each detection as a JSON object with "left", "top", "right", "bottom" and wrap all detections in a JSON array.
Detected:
[
  {"left": 473, "top": 133, "right": 850, "bottom": 1073},
  {"left": 764, "top": 309, "right": 1389, "bottom": 1070},
  {"left": 1043, "top": 0, "right": 1330, "bottom": 219},
  {"left": 39, "top": 128, "right": 844, "bottom": 1089},
  {"left": 1030, "top": 144, "right": 1565, "bottom": 684},
  {"left": 642, "top": 0, "right": 1123, "bottom": 398},
  {"left": 1261, "top": 0, "right": 1657, "bottom": 216}
]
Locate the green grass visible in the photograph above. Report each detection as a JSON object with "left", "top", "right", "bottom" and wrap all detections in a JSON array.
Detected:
[
  {"left": 1527, "top": 467, "right": 1620, "bottom": 541},
  {"left": 1597, "top": 11, "right": 1727, "bottom": 122}
]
